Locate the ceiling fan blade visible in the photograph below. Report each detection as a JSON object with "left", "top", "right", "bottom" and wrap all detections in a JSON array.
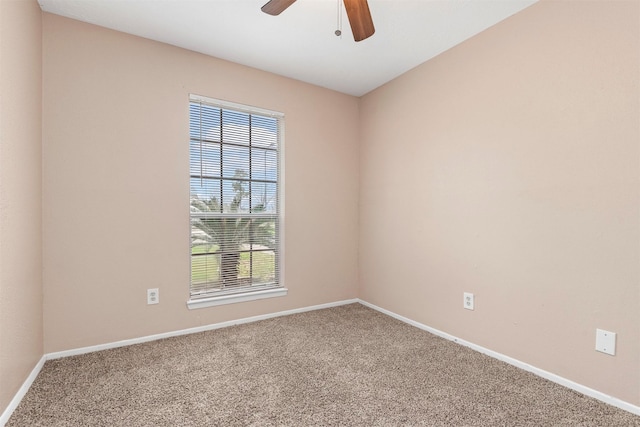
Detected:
[
  {"left": 343, "top": 0, "right": 375, "bottom": 42},
  {"left": 261, "top": 0, "right": 297, "bottom": 16}
]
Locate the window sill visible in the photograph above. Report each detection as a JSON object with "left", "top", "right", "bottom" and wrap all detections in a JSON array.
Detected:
[{"left": 187, "top": 287, "right": 288, "bottom": 310}]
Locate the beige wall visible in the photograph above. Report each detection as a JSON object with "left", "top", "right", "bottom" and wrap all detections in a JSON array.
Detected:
[
  {"left": 359, "top": 0, "right": 639, "bottom": 405},
  {"left": 0, "top": 0, "right": 43, "bottom": 415},
  {"left": 42, "top": 14, "right": 360, "bottom": 353}
]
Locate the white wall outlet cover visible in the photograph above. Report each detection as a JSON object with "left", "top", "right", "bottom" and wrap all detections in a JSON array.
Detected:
[
  {"left": 595, "top": 329, "right": 616, "bottom": 356},
  {"left": 463, "top": 292, "right": 474, "bottom": 310},
  {"left": 147, "top": 288, "right": 159, "bottom": 305}
]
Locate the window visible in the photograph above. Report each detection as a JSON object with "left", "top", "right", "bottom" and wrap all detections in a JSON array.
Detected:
[{"left": 188, "top": 94, "right": 285, "bottom": 309}]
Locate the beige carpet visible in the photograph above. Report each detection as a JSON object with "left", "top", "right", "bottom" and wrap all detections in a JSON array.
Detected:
[{"left": 7, "top": 303, "right": 640, "bottom": 426}]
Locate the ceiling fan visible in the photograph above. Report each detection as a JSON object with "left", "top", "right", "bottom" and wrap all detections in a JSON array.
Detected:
[{"left": 261, "top": 0, "right": 375, "bottom": 42}]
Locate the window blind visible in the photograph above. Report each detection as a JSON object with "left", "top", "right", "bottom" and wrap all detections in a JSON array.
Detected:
[{"left": 189, "top": 95, "right": 282, "bottom": 300}]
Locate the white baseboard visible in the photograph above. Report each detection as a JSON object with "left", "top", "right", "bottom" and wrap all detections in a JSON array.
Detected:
[
  {"left": 0, "top": 355, "right": 46, "bottom": 427},
  {"left": 357, "top": 298, "right": 640, "bottom": 417},
  {"left": 47, "top": 298, "right": 359, "bottom": 360}
]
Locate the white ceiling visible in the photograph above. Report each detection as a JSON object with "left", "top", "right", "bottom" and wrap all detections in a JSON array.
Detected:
[{"left": 38, "top": 0, "right": 537, "bottom": 97}]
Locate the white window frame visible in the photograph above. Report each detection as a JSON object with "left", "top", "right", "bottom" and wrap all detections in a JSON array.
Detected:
[{"left": 187, "top": 94, "right": 286, "bottom": 309}]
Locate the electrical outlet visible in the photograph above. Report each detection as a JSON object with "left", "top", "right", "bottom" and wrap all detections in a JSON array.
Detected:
[
  {"left": 595, "top": 329, "right": 616, "bottom": 355},
  {"left": 463, "top": 292, "right": 474, "bottom": 310},
  {"left": 147, "top": 288, "right": 159, "bottom": 305}
]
